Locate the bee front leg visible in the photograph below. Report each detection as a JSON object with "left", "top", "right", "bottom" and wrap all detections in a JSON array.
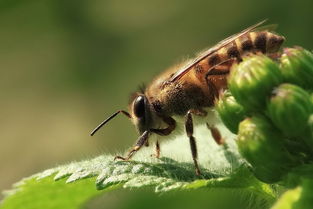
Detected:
[
  {"left": 150, "top": 116, "right": 176, "bottom": 158},
  {"left": 114, "top": 131, "right": 151, "bottom": 161},
  {"left": 185, "top": 110, "right": 201, "bottom": 176}
]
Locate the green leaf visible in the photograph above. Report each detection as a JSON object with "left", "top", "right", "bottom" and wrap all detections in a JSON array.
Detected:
[
  {"left": 271, "top": 178, "right": 313, "bottom": 209},
  {"left": 0, "top": 124, "right": 276, "bottom": 209},
  {"left": 0, "top": 177, "right": 115, "bottom": 209},
  {"left": 271, "top": 186, "right": 301, "bottom": 209}
]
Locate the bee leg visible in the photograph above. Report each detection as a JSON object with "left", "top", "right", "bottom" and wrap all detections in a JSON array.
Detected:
[
  {"left": 150, "top": 116, "right": 175, "bottom": 158},
  {"left": 206, "top": 59, "right": 237, "bottom": 98},
  {"left": 150, "top": 116, "right": 176, "bottom": 136},
  {"left": 207, "top": 58, "right": 237, "bottom": 76},
  {"left": 151, "top": 140, "right": 161, "bottom": 158},
  {"left": 114, "top": 130, "right": 151, "bottom": 161},
  {"left": 145, "top": 140, "right": 149, "bottom": 147},
  {"left": 185, "top": 110, "right": 201, "bottom": 176},
  {"left": 155, "top": 140, "right": 160, "bottom": 158},
  {"left": 206, "top": 123, "right": 224, "bottom": 145}
]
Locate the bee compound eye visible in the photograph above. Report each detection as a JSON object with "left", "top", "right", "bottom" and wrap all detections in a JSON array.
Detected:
[{"left": 133, "top": 96, "right": 145, "bottom": 118}]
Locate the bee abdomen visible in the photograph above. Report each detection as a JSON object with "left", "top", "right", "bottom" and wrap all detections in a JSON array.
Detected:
[
  {"left": 201, "top": 31, "right": 284, "bottom": 77},
  {"left": 265, "top": 32, "right": 285, "bottom": 53},
  {"left": 226, "top": 42, "right": 242, "bottom": 60},
  {"left": 248, "top": 31, "right": 285, "bottom": 54},
  {"left": 214, "top": 31, "right": 284, "bottom": 60}
]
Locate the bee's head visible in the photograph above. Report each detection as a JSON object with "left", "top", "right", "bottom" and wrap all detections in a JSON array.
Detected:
[
  {"left": 129, "top": 94, "right": 154, "bottom": 134},
  {"left": 90, "top": 92, "right": 155, "bottom": 136}
]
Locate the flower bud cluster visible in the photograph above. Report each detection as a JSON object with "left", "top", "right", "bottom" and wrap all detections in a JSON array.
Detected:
[{"left": 216, "top": 48, "right": 313, "bottom": 183}]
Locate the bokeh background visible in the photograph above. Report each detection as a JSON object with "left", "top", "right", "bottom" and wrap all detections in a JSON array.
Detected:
[{"left": 0, "top": 0, "right": 312, "bottom": 205}]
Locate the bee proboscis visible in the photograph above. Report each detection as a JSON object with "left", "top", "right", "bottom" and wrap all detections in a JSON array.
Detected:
[{"left": 91, "top": 20, "right": 285, "bottom": 175}]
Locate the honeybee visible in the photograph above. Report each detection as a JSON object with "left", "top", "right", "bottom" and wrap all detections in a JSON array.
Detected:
[{"left": 91, "top": 20, "right": 285, "bottom": 175}]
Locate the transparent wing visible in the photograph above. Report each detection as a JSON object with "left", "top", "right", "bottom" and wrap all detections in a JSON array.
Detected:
[
  {"left": 170, "top": 20, "right": 270, "bottom": 82},
  {"left": 253, "top": 24, "right": 277, "bottom": 32}
]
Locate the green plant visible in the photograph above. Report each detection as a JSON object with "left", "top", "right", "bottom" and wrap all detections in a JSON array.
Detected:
[{"left": 1, "top": 48, "right": 313, "bottom": 209}]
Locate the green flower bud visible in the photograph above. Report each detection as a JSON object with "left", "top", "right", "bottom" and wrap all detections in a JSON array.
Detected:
[
  {"left": 253, "top": 166, "right": 284, "bottom": 184},
  {"left": 216, "top": 90, "right": 247, "bottom": 133},
  {"left": 237, "top": 116, "right": 295, "bottom": 183},
  {"left": 229, "top": 55, "right": 283, "bottom": 112},
  {"left": 267, "top": 84, "right": 313, "bottom": 137},
  {"left": 308, "top": 115, "right": 313, "bottom": 138},
  {"left": 283, "top": 164, "right": 313, "bottom": 188},
  {"left": 280, "top": 48, "right": 313, "bottom": 90},
  {"left": 301, "top": 115, "right": 313, "bottom": 154},
  {"left": 293, "top": 178, "right": 313, "bottom": 209}
]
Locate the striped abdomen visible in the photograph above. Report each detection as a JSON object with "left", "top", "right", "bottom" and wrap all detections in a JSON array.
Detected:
[
  {"left": 192, "top": 31, "right": 284, "bottom": 101},
  {"left": 206, "top": 31, "right": 285, "bottom": 67}
]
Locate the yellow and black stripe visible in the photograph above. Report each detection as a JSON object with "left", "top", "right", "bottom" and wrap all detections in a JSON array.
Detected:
[{"left": 205, "top": 31, "right": 285, "bottom": 67}]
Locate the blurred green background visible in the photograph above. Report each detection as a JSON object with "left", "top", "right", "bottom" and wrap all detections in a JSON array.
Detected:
[{"left": 0, "top": 0, "right": 312, "bottom": 204}]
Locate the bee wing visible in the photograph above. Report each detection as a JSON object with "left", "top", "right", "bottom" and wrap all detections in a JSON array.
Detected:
[
  {"left": 252, "top": 24, "right": 278, "bottom": 32},
  {"left": 170, "top": 20, "right": 269, "bottom": 82}
]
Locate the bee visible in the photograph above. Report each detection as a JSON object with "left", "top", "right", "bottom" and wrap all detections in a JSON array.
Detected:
[{"left": 91, "top": 20, "right": 285, "bottom": 175}]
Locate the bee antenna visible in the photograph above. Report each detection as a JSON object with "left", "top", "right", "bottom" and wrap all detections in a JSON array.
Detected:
[
  {"left": 90, "top": 110, "right": 131, "bottom": 136},
  {"left": 138, "top": 83, "right": 146, "bottom": 93}
]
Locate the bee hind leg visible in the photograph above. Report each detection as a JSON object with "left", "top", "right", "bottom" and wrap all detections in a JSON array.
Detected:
[
  {"left": 206, "top": 123, "right": 225, "bottom": 145},
  {"left": 185, "top": 110, "right": 201, "bottom": 176},
  {"left": 114, "top": 130, "right": 151, "bottom": 161}
]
